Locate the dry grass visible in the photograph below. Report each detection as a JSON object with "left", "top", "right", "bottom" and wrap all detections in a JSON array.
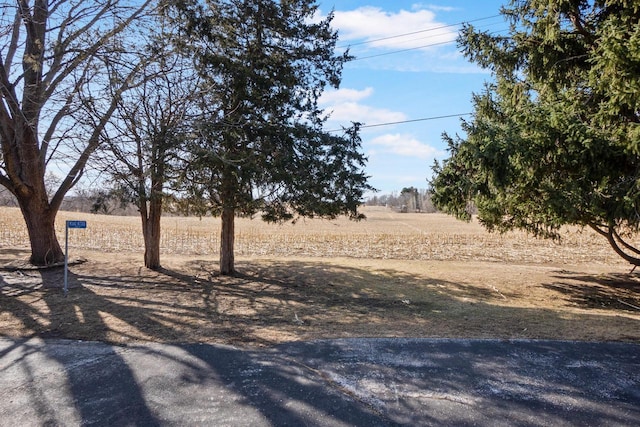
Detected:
[{"left": 1, "top": 206, "right": 639, "bottom": 347}]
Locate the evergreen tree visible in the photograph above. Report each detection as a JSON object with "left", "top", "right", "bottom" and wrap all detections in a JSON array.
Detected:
[
  {"left": 430, "top": 0, "right": 640, "bottom": 265},
  {"left": 170, "top": 0, "right": 373, "bottom": 274}
]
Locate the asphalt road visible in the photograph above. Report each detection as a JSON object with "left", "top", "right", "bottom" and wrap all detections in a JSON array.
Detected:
[{"left": 0, "top": 337, "right": 638, "bottom": 426}]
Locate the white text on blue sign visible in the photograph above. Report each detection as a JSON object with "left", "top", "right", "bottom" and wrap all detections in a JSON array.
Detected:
[{"left": 66, "top": 220, "right": 87, "bottom": 229}]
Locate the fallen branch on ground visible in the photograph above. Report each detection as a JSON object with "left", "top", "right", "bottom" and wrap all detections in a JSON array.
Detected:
[{"left": 617, "top": 299, "right": 640, "bottom": 311}]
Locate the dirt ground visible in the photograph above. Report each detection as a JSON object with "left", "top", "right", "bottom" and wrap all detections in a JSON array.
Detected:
[{"left": 1, "top": 248, "right": 639, "bottom": 347}]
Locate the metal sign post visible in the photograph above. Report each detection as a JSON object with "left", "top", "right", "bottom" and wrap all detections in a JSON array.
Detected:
[{"left": 64, "top": 220, "right": 86, "bottom": 296}]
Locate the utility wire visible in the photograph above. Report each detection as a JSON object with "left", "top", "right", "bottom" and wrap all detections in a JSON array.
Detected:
[
  {"left": 324, "top": 14, "right": 505, "bottom": 132},
  {"left": 337, "top": 14, "right": 502, "bottom": 49},
  {"left": 348, "top": 27, "right": 510, "bottom": 61},
  {"left": 327, "top": 113, "right": 472, "bottom": 133},
  {"left": 350, "top": 40, "right": 452, "bottom": 61}
]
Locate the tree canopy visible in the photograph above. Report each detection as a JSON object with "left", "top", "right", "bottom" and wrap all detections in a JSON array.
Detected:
[
  {"left": 169, "top": 0, "right": 373, "bottom": 274},
  {"left": 430, "top": 0, "right": 640, "bottom": 265}
]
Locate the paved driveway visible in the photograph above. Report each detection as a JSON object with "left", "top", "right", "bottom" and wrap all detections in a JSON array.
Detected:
[{"left": 0, "top": 337, "right": 638, "bottom": 426}]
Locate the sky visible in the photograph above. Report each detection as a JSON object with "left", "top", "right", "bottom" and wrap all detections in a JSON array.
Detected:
[{"left": 316, "top": 1, "right": 509, "bottom": 195}]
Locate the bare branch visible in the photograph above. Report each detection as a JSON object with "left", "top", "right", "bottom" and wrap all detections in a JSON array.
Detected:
[
  {"left": 45, "top": 2, "right": 118, "bottom": 86},
  {"left": 50, "top": 58, "right": 147, "bottom": 212},
  {"left": 43, "top": 0, "right": 154, "bottom": 101},
  {"left": 39, "top": 55, "right": 95, "bottom": 165},
  {"left": 0, "top": 171, "right": 15, "bottom": 193},
  {"left": 4, "top": 8, "right": 21, "bottom": 71}
]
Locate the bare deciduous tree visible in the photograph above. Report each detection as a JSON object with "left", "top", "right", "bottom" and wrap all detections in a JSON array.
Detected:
[
  {"left": 0, "top": 0, "right": 152, "bottom": 265},
  {"left": 95, "top": 42, "right": 200, "bottom": 270}
]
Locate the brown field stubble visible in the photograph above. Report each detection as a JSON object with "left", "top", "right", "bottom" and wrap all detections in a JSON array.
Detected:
[{"left": 1, "top": 206, "right": 639, "bottom": 346}]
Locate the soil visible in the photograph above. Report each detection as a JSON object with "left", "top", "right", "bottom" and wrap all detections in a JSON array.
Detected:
[{"left": 1, "top": 249, "right": 639, "bottom": 347}]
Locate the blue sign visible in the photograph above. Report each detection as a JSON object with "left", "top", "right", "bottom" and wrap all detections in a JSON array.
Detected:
[{"left": 66, "top": 220, "right": 87, "bottom": 229}]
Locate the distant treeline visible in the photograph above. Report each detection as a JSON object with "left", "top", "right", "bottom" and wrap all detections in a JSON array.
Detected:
[
  {"left": 0, "top": 187, "right": 139, "bottom": 216},
  {"left": 364, "top": 187, "right": 438, "bottom": 213},
  {"left": 1, "top": 185, "right": 442, "bottom": 215}
]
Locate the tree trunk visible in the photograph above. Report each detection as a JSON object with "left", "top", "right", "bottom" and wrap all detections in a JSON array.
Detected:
[
  {"left": 18, "top": 197, "right": 64, "bottom": 266},
  {"left": 141, "top": 163, "right": 164, "bottom": 270},
  {"left": 590, "top": 224, "right": 640, "bottom": 267},
  {"left": 220, "top": 206, "right": 235, "bottom": 275},
  {"left": 142, "top": 197, "right": 162, "bottom": 270}
]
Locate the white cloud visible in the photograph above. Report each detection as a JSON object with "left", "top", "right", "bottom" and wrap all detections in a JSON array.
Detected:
[
  {"left": 370, "top": 134, "right": 442, "bottom": 159},
  {"left": 413, "top": 4, "right": 458, "bottom": 13},
  {"left": 327, "top": 102, "right": 406, "bottom": 125},
  {"left": 320, "top": 87, "right": 406, "bottom": 127},
  {"left": 333, "top": 6, "right": 457, "bottom": 51},
  {"left": 319, "top": 87, "right": 374, "bottom": 104}
]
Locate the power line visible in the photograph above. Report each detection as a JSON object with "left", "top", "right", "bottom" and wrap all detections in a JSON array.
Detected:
[
  {"left": 350, "top": 40, "right": 452, "bottom": 61},
  {"left": 337, "top": 14, "right": 502, "bottom": 49},
  {"left": 347, "top": 28, "right": 510, "bottom": 61},
  {"left": 327, "top": 113, "right": 472, "bottom": 133},
  {"left": 324, "top": 14, "right": 504, "bottom": 133}
]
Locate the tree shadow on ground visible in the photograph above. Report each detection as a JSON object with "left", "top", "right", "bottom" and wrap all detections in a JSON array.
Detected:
[
  {"left": 0, "top": 248, "right": 31, "bottom": 265},
  {"left": 276, "top": 338, "right": 640, "bottom": 426},
  {"left": 0, "top": 261, "right": 409, "bottom": 425},
  {"left": 1, "top": 268, "right": 160, "bottom": 425},
  {"left": 2, "top": 258, "right": 640, "bottom": 344},
  {"left": 179, "top": 343, "right": 391, "bottom": 426},
  {"left": 543, "top": 270, "right": 640, "bottom": 312},
  {"left": 1, "top": 256, "right": 640, "bottom": 425}
]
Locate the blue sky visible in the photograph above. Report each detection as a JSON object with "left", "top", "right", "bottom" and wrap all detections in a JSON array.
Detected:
[{"left": 316, "top": 1, "right": 509, "bottom": 194}]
